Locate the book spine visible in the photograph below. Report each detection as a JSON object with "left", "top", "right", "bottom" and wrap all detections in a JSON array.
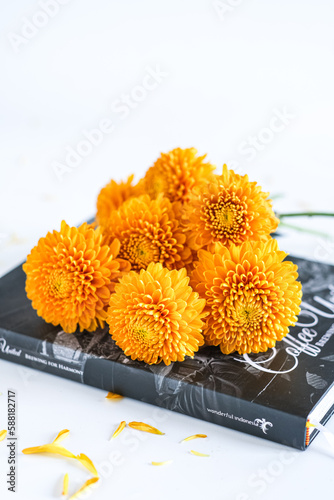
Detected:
[
  {"left": 0, "top": 327, "right": 307, "bottom": 450},
  {"left": 0, "top": 328, "right": 86, "bottom": 383}
]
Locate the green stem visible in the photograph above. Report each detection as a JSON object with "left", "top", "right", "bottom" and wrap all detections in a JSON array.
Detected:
[
  {"left": 279, "top": 212, "right": 334, "bottom": 218},
  {"left": 279, "top": 221, "right": 329, "bottom": 238},
  {"left": 270, "top": 193, "right": 285, "bottom": 200}
]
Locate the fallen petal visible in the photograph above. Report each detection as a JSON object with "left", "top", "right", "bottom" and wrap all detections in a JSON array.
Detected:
[
  {"left": 111, "top": 421, "right": 126, "bottom": 440},
  {"left": 128, "top": 422, "right": 165, "bottom": 435},
  {"left": 151, "top": 460, "right": 173, "bottom": 466},
  {"left": 22, "top": 444, "right": 77, "bottom": 459},
  {"left": 69, "top": 477, "right": 99, "bottom": 500},
  {"left": 53, "top": 429, "right": 70, "bottom": 445},
  {"left": 62, "top": 473, "right": 69, "bottom": 496},
  {"left": 76, "top": 453, "right": 99, "bottom": 477},
  {"left": 105, "top": 392, "right": 123, "bottom": 400},
  {"left": 190, "top": 450, "right": 210, "bottom": 457},
  {"left": 181, "top": 434, "right": 207, "bottom": 443}
]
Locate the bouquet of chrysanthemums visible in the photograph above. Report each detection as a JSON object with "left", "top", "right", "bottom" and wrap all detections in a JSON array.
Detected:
[{"left": 23, "top": 148, "right": 304, "bottom": 365}]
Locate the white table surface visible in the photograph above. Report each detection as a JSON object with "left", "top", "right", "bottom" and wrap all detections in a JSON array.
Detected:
[{"left": 1, "top": 1, "right": 334, "bottom": 499}]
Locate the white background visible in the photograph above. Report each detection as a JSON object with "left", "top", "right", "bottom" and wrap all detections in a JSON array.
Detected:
[{"left": 1, "top": 0, "right": 334, "bottom": 499}]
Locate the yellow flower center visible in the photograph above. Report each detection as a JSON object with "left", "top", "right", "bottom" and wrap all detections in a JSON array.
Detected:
[
  {"left": 47, "top": 270, "right": 72, "bottom": 298},
  {"left": 238, "top": 305, "right": 264, "bottom": 330},
  {"left": 128, "top": 303, "right": 170, "bottom": 347},
  {"left": 120, "top": 234, "right": 160, "bottom": 271},
  {"left": 203, "top": 192, "right": 251, "bottom": 243},
  {"left": 216, "top": 206, "right": 235, "bottom": 228},
  {"left": 227, "top": 292, "right": 266, "bottom": 334},
  {"left": 131, "top": 327, "right": 150, "bottom": 344}
]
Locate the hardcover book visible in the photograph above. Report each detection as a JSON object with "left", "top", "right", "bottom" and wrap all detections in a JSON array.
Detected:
[{"left": 1, "top": 256, "right": 334, "bottom": 450}]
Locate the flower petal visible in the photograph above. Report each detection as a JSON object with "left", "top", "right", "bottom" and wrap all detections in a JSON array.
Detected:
[
  {"left": 69, "top": 477, "right": 99, "bottom": 500},
  {"left": 0, "top": 430, "right": 7, "bottom": 442},
  {"left": 105, "top": 392, "right": 123, "bottom": 400},
  {"left": 181, "top": 434, "right": 207, "bottom": 443},
  {"left": 52, "top": 429, "right": 70, "bottom": 445},
  {"left": 22, "top": 444, "right": 77, "bottom": 459},
  {"left": 62, "top": 473, "right": 69, "bottom": 496},
  {"left": 111, "top": 421, "right": 126, "bottom": 440},
  {"left": 190, "top": 450, "right": 210, "bottom": 457},
  {"left": 151, "top": 460, "right": 173, "bottom": 466},
  {"left": 76, "top": 453, "right": 99, "bottom": 477},
  {"left": 128, "top": 422, "right": 165, "bottom": 435}
]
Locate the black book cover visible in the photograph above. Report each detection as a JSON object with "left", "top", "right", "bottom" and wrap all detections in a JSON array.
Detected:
[{"left": 1, "top": 256, "right": 334, "bottom": 450}]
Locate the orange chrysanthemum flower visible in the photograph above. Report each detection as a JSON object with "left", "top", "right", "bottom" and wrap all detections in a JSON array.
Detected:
[
  {"left": 184, "top": 165, "right": 279, "bottom": 251},
  {"left": 102, "top": 194, "right": 192, "bottom": 271},
  {"left": 191, "top": 239, "right": 302, "bottom": 354},
  {"left": 96, "top": 174, "right": 142, "bottom": 228},
  {"left": 23, "top": 221, "right": 130, "bottom": 334},
  {"left": 107, "top": 262, "right": 206, "bottom": 365},
  {"left": 141, "top": 148, "right": 215, "bottom": 203}
]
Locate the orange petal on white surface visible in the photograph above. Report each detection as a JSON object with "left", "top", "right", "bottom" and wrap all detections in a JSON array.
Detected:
[
  {"left": 111, "top": 421, "right": 126, "bottom": 440},
  {"left": 181, "top": 434, "right": 207, "bottom": 443},
  {"left": 76, "top": 453, "right": 99, "bottom": 477},
  {"left": 62, "top": 473, "right": 69, "bottom": 496},
  {"left": 0, "top": 430, "right": 7, "bottom": 442},
  {"left": 69, "top": 477, "right": 99, "bottom": 500},
  {"left": 190, "top": 450, "right": 210, "bottom": 457},
  {"left": 128, "top": 422, "right": 165, "bottom": 435},
  {"left": 151, "top": 460, "right": 173, "bottom": 466},
  {"left": 22, "top": 436, "right": 99, "bottom": 479},
  {"left": 105, "top": 392, "right": 123, "bottom": 400},
  {"left": 52, "top": 429, "right": 70, "bottom": 445},
  {"left": 22, "top": 444, "right": 77, "bottom": 459}
]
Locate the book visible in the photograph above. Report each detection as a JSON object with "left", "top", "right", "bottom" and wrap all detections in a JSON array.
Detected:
[{"left": 0, "top": 256, "right": 334, "bottom": 450}]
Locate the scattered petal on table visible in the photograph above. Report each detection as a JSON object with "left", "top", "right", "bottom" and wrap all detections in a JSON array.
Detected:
[
  {"left": 128, "top": 422, "right": 165, "bottom": 435},
  {"left": 62, "top": 473, "right": 69, "bottom": 496},
  {"left": 151, "top": 460, "right": 173, "bottom": 466},
  {"left": 22, "top": 444, "right": 77, "bottom": 459},
  {"left": 190, "top": 450, "right": 210, "bottom": 457},
  {"left": 52, "top": 429, "right": 70, "bottom": 445},
  {"left": 111, "top": 421, "right": 126, "bottom": 440},
  {"left": 181, "top": 434, "right": 207, "bottom": 443},
  {"left": 105, "top": 392, "right": 123, "bottom": 400},
  {"left": 69, "top": 477, "right": 99, "bottom": 500},
  {"left": 76, "top": 453, "right": 99, "bottom": 477}
]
